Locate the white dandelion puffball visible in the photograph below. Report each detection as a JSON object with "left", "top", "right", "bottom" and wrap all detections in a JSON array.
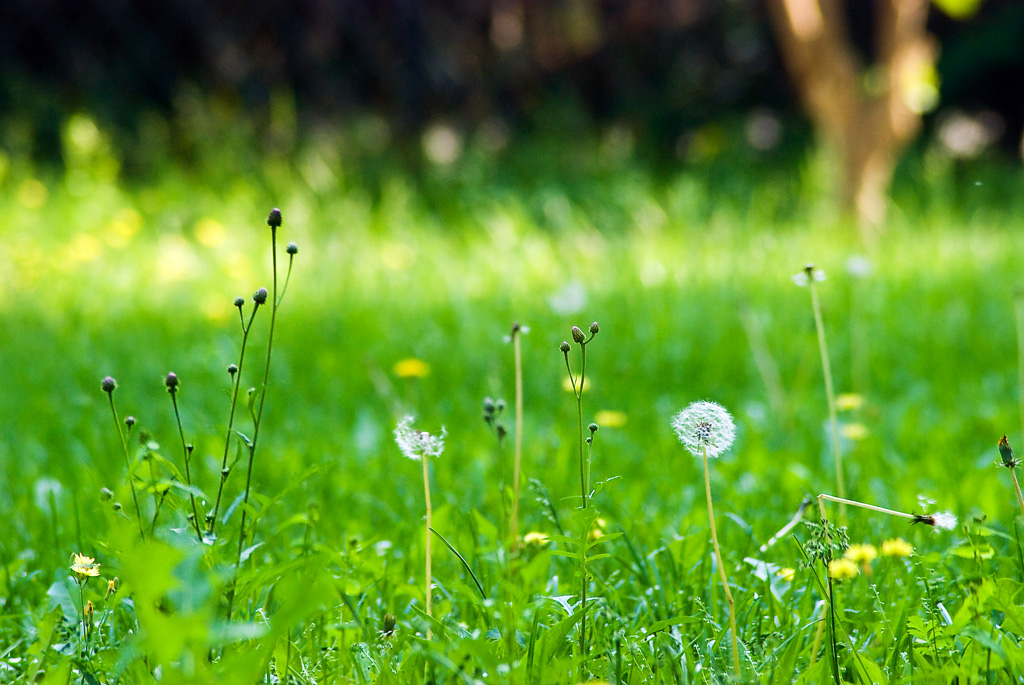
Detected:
[
  {"left": 394, "top": 416, "right": 446, "bottom": 461},
  {"left": 672, "top": 401, "right": 736, "bottom": 459},
  {"left": 931, "top": 512, "right": 957, "bottom": 531},
  {"left": 792, "top": 266, "right": 826, "bottom": 287}
]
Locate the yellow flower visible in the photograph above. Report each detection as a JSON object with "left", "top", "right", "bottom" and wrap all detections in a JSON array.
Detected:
[
  {"left": 844, "top": 544, "right": 877, "bottom": 565},
  {"left": 836, "top": 393, "right": 864, "bottom": 411},
  {"left": 594, "top": 410, "right": 627, "bottom": 428},
  {"left": 840, "top": 422, "right": 868, "bottom": 440},
  {"left": 881, "top": 538, "right": 914, "bottom": 557},
  {"left": 523, "top": 531, "right": 550, "bottom": 546},
  {"left": 562, "top": 376, "right": 589, "bottom": 393},
  {"left": 393, "top": 358, "right": 430, "bottom": 379},
  {"left": 777, "top": 567, "right": 795, "bottom": 582},
  {"left": 71, "top": 553, "right": 101, "bottom": 580},
  {"left": 828, "top": 558, "right": 859, "bottom": 580}
]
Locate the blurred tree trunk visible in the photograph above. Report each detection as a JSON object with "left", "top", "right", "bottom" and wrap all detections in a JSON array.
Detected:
[{"left": 767, "top": 0, "right": 936, "bottom": 231}]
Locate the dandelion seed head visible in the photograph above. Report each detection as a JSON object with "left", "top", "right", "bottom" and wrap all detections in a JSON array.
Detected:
[
  {"left": 671, "top": 401, "right": 736, "bottom": 459},
  {"left": 932, "top": 512, "right": 957, "bottom": 530},
  {"left": 393, "top": 416, "right": 446, "bottom": 461},
  {"left": 792, "top": 264, "right": 826, "bottom": 287}
]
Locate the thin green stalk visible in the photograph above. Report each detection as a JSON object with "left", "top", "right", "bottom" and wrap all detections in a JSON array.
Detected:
[
  {"left": 1011, "top": 469, "right": 1024, "bottom": 521},
  {"left": 704, "top": 445, "right": 740, "bottom": 677},
  {"left": 209, "top": 302, "right": 259, "bottom": 535},
  {"left": 1015, "top": 289, "right": 1024, "bottom": 448},
  {"left": 106, "top": 391, "right": 145, "bottom": 539},
  {"left": 423, "top": 453, "right": 433, "bottom": 638},
  {"left": 808, "top": 270, "right": 846, "bottom": 518},
  {"left": 168, "top": 388, "right": 203, "bottom": 541},
  {"left": 814, "top": 498, "right": 842, "bottom": 685},
  {"left": 511, "top": 325, "right": 524, "bottom": 552},
  {"left": 561, "top": 323, "right": 598, "bottom": 677},
  {"left": 228, "top": 213, "right": 285, "bottom": 621}
]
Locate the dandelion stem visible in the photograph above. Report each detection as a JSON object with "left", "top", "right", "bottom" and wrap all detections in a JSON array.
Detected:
[
  {"left": 423, "top": 453, "right": 433, "bottom": 638},
  {"left": 511, "top": 327, "right": 524, "bottom": 553},
  {"left": 107, "top": 394, "right": 145, "bottom": 539},
  {"left": 809, "top": 276, "right": 846, "bottom": 518},
  {"left": 1011, "top": 469, "right": 1024, "bottom": 521},
  {"left": 704, "top": 445, "right": 740, "bottom": 676},
  {"left": 817, "top": 493, "right": 915, "bottom": 521}
]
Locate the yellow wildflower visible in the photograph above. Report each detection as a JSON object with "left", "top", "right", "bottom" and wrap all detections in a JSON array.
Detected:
[
  {"left": 393, "top": 358, "right": 430, "bottom": 379},
  {"left": 777, "top": 567, "right": 795, "bottom": 582},
  {"left": 523, "top": 531, "right": 550, "bottom": 546},
  {"left": 71, "top": 553, "right": 101, "bottom": 580},
  {"left": 844, "top": 544, "right": 877, "bottom": 565},
  {"left": 828, "top": 558, "right": 859, "bottom": 580},
  {"left": 881, "top": 538, "right": 914, "bottom": 557},
  {"left": 836, "top": 393, "right": 864, "bottom": 411},
  {"left": 840, "top": 422, "right": 868, "bottom": 440},
  {"left": 562, "top": 376, "right": 589, "bottom": 393},
  {"left": 594, "top": 410, "right": 627, "bottom": 428}
]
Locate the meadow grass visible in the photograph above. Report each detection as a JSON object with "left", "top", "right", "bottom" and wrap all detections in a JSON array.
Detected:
[{"left": 1, "top": 124, "right": 1024, "bottom": 682}]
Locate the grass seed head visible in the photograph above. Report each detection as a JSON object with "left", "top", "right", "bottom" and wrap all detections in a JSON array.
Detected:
[
  {"left": 999, "top": 435, "right": 1017, "bottom": 468},
  {"left": 267, "top": 208, "right": 282, "bottom": 228}
]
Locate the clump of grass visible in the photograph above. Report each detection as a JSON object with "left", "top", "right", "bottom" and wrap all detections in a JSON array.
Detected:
[{"left": 671, "top": 399, "right": 741, "bottom": 677}]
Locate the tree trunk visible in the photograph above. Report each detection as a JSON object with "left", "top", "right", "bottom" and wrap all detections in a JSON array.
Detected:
[{"left": 766, "top": 0, "right": 936, "bottom": 232}]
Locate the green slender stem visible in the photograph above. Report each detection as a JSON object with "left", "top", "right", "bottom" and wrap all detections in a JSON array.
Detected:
[
  {"left": 228, "top": 225, "right": 281, "bottom": 621},
  {"left": 704, "top": 445, "right": 740, "bottom": 676},
  {"left": 578, "top": 344, "right": 588, "bottom": 508},
  {"left": 809, "top": 278, "right": 845, "bottom": 519},
  {"left": 1015, "top": 291, "right": 1024, "bottom": 449},
  {"left": 209, "top": 304, "right": 259, "bottom": 534},
  {"left": 423, "top": 454, "right": 433, "bottom": 638},
  {"left": 107, "top": 393, "right": 145, "bottom": 539},
  {"left": 511, "top": 329, "right": 523, "bottom": 552},
  {"left": 169, "top": 392, "right": 202, "bottom": 540},
  {"left": 1011, "top": 469, "right": 1024, "bottom": 521}
]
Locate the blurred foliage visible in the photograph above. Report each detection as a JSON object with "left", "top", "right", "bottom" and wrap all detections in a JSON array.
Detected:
[{"left": 1, "top": 0, "right": 1023, "bottom": 180}]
